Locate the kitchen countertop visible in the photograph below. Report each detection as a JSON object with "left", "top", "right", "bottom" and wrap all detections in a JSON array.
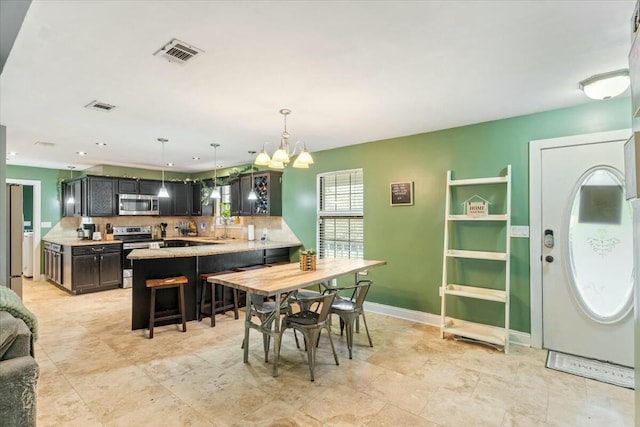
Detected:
[
  {"left": 128, "top": 240, "right": 301, "bottom": 260},
  {"left": 43, "top": 237, "right": 123, "bottom": 246}
]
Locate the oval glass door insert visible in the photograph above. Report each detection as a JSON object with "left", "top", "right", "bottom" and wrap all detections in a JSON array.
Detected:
[{"left": 566, "top": 167, "right": 634, "bottom": 324}]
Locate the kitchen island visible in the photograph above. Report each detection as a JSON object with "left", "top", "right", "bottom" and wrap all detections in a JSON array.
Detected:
[{"left": 127, "top": 240, "right": 301, "bottom": 331}]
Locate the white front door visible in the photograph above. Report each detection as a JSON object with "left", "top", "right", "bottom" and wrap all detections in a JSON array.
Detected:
[{"left": 540, "top": 137, "right": 634, "bottom": 367}]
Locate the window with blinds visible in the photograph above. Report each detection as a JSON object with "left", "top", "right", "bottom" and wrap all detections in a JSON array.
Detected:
[{"left": 317, "top": 169, "right": 364, "bottom": 259}]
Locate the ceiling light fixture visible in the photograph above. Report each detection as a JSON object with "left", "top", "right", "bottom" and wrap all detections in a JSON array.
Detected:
[
  {"left": 254, "top": 108, "right": 314, "bottom": 169},
  {"left": 579, "top": 69, "right": 630, "bottom": 100},
  {"left": 210, "top": 143, "right": 221, "bottom": 199},
  {"left": 8, "top": 151, "right": 17, "bottom": 156},
  {"left": 77, "top": 151, "right": 87, "bottom": 156},
  {"left": 95, "top": 142, "right": 107, "bottom": 146},
  {"left": 157, "top": 138, "right": 170, "bottom": 198},
  {"left": 248, "top": 151, "right": 258, "bottom": 201}
]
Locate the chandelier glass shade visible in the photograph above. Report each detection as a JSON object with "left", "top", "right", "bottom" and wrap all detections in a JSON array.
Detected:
[{"left": 254, "top": 108, "right": 314, "bottom": 169}]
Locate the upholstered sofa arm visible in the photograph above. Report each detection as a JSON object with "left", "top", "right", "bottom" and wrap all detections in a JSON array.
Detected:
[{"left": 0, "top": 355, "right": 39, "bottom": 426}]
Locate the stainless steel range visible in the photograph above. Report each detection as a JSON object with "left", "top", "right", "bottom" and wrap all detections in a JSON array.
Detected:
[{"left": 113, "top": 226, "right": 164, "bottom": 288}]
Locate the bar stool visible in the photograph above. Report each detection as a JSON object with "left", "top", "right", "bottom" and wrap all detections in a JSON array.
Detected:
[
  {"left": 199, "top": 271, "right": 239, "bottom": 327},
  {"left": 146, "top": 275, "right": 188, "bottom": 339}
]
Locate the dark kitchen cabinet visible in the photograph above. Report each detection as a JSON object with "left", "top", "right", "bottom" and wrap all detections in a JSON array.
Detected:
[
  {"left": 67, "top": 244, "right": 122, "bottom": 294},
  {"left": 43, "top": 241, "right": 63, "bottom": 285},
  {"left": 231, "top": 171, "right": 282, "bottom": 216},
  {"left": 159, "top": 182, "right": 201, "bottom": 216},
  {"left": 86, "top": 177, "right": 117, "bottom": 216},
  {"left": 63, "top": 178, "right": 84, "bottom": 217},
  {"left": 190, "top": 182, "right": 202, "bottom": 216},
  {"left": 118, "top": 179, "right": 138, "bottom": 194},
  {"left": 139, "top": 180, "right": 161, "bottom": 195},
  {"left": 118, "top": 178, "right": 161, "bottom": 196},
  {"left": 62, "top": 176, "right": 117, "bottom": 217}
]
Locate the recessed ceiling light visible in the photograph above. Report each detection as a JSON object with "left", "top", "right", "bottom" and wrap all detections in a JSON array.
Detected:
[
  {"left": 166, "top": 162, "right": 174, "bottom": 167},
  {"left": 8, "top": 151, "right": 17, "bottom": 156},
  {"left": 67, "top": 165, "right": 76, "bottom": 169},
  {"left": 95, "top": 142, "right": 107, "bottom": 146},
  {"left": 192, "top": 156, "right": 200, "bottom": 160},
  {"left": 77, "top": 151, "right": 87, "bottom": 156}
]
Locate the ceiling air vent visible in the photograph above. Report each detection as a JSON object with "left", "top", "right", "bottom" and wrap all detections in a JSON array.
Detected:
[
  {"left": 154, "top": 38, "right": 203, "bottom": 65},
  {"left": 34, "top": 141, "right": 55, "bottom": 148},
  {"left": 85, "top": 100, "right": 116, "bottom": 112}
]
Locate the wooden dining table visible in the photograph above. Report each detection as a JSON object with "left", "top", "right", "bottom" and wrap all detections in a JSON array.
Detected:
[{"left": 208, "top": 258, "right": 386, "bottom": 377}]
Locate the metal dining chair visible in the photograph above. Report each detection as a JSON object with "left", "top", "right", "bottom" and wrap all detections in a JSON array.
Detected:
[
  {"left": 277, "top": 292, "right": 339, "bottom": 381},
  {"left": 242, "top": 294, "right": 298, "bottom": 362},
  {"left": 325, "top": 280, "right": 373, "bottom": 359}
]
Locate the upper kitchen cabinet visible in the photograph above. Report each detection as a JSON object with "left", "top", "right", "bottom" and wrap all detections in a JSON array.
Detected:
[
  {"left": 139, "top": 180, "right": 161, "bottom": 195},
  {"left": 86, "top": 177, "right": 117, "bottom": 216},
  {"left": 158, "top": 181, "right": 201, "bottom": 216},
  {"left": 118, "top": 178, "right": 161, "bottom": 196},
  {"left": 63, "top": 178, "right": 84, "bottom": 217},
  {"left": 62, "top": 176, "right": 117, "bottom": 217},
  {"left": 231, "top": 171, "right": 282, "bottom": 216},
  {"left": 117, "top": 178, "right": 138, "bottom": 194}
]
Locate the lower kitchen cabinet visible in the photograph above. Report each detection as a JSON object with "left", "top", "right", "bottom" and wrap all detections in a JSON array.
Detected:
[
  {"left": 63, "top": 244, "right": 122, "bottom": 294},
  {"left": 43, "top": 241, "right": 63, "bottom": 285}
]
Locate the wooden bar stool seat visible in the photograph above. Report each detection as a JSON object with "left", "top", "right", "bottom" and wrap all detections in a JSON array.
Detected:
[
  {"left": 146, "top": 275, "right": 188, "bottom": 339},
  {"left": 199, "top": 271, "right": 239, "bottom": 327}
]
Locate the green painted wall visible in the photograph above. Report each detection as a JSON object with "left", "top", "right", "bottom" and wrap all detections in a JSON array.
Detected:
[
  {"left": 6, "top": 165, "right": 68, "bottom": 233},
  {"left": 22, "top": 185, "right": 33, "bottom": 230},
  {"left": 282, "top": 97, "right": 631, "bottom": 333}
]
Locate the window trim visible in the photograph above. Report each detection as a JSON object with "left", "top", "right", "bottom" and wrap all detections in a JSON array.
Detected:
[{"left": 317, "top": 168, "right": 364, "bottom": 259}]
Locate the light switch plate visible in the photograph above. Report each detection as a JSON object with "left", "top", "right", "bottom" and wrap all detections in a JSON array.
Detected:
[{"left": 511, "top": 225, "right": 529, "bottom": 238}]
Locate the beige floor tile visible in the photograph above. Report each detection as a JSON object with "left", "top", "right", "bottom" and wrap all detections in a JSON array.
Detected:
[{"left": 17, "top": 278, "right": 634, "bottom": 427}]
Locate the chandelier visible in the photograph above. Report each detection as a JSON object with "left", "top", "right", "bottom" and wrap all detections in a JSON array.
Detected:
[{"left": 254, "top": 108, "right": 314, "bottom": 169}]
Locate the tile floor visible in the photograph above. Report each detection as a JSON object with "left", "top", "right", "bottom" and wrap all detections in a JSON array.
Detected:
[{"left": 23, "top": 278, "right": 634, "bottom": 426}]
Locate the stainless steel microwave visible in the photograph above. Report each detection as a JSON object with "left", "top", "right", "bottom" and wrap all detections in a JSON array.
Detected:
[{"left": 118, "top": 194, "right": 159, "bottom": 215}]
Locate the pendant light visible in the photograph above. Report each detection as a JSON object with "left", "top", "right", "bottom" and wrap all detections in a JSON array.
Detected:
[
  {"left": 210, "top": 143, "right": 221, "bottom": 199},
  {"left": 65, "top": 166, "right": 76, "bottom": 204},
  {"left": 247, "top": 151, "right": 258, "bottom": 201},
  {"left": 157, "top": 138, "right": 170, "bottom": 198}
]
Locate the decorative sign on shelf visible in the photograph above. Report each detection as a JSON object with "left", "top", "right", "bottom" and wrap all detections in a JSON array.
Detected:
[
  {"left": 390, "top": 181, "right": 414, "bottom": 206},
  {"left": 463, "top": 195, "right": 490, "bottom": 217}
]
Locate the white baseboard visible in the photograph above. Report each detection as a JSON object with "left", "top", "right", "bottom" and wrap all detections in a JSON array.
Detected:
[{"left": 364, "top": 301, "right": 532, "bottom": 347}]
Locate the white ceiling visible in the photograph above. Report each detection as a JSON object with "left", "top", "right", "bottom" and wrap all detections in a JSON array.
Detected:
[{"left": 0, "top": 0, "right": 635, "bottom": 173}]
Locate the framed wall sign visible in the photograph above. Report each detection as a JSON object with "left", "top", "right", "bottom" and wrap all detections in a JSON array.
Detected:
[{"left": 390, "top": 181, "right": 413, "bottom": 206}]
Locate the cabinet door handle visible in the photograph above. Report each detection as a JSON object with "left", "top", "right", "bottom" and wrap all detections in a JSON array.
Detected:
[{"left": 91, "top": 247, "right": 104, "bottom": 252}]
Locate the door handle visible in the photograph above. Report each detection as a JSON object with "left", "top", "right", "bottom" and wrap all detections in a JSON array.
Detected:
[
  {"left": 544, "top": 229, "right": 554, "bottom": 248},
  {"left": 545, "top": 255, "right": 554, "bottom": 263}
]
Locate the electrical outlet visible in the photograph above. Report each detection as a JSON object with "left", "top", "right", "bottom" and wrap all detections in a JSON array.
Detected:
[{"left": 511, "top": 225, "right": 529, "bottom": 238}]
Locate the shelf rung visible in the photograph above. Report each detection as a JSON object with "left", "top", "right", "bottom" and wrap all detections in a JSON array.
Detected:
[
  {"left": 448, "top": 214, "right": 508, "bottom": 221},
  {"left": 446, "top": 249, "right": 507, "bottom": 261},
  {"left": 442, "top": 317, "right": 507, "bottom": 347},
  {"left": 449, "top": 176, "right": 508, "bottom": 186},
  {"left": 444, "top": 284, "right": 506, "bottom": 302}
]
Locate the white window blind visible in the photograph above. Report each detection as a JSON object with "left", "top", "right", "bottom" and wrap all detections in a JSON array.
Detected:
[{"left": 318, "top": 169, "right": 364, "bottom": 259}]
